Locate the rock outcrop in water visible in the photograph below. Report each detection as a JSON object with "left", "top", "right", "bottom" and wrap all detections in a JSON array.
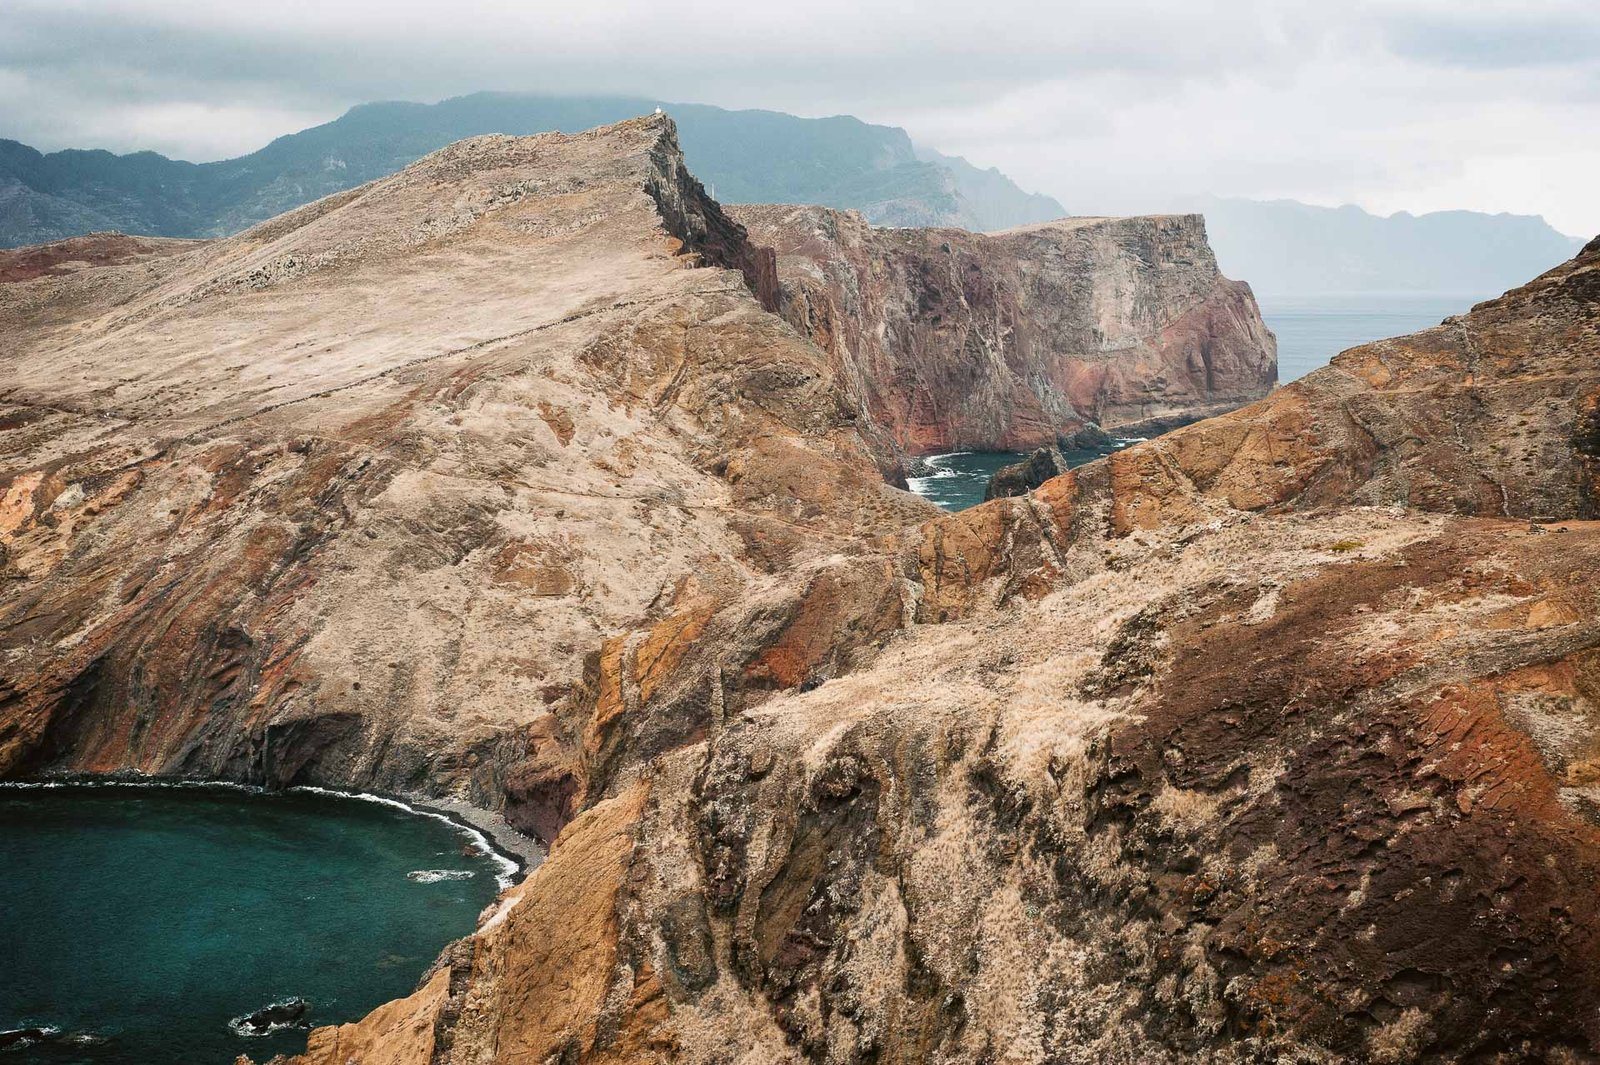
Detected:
[
  {"left": 984, "top": 446, "right": 1067, "bottom": 501},
  {"left": 732, "top": 203, "right": 1277, "bottom": 453},
  {"left": 231, "top": 998, "right": 311, "bottom": 1037},
  {"left": 6, "top": 115, "right": 1600, "bottom": 1064}
]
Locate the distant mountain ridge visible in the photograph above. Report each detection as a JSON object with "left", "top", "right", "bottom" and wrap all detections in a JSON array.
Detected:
[
  {"left": 1184, "top": 194, "right": 1586, "bottom": 298},
  {"left": 0, "top": 92, "right": 1065, "bottom": 248}
]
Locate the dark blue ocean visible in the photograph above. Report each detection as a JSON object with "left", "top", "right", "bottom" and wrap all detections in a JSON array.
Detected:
[{"left": 1260, "top": 292, "right": 1494, "bottom": 383}]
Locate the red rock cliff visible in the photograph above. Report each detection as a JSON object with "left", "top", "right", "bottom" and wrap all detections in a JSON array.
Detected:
[{"left": 732, "top": 204, "right": 1277, "bottom": 453}]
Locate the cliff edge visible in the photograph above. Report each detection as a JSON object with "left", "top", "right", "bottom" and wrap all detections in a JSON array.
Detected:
[
  {"left": 5, "top": 115, "right": 1600, "bottom": 1065},
  {"left": 733, "top": 203, "right": 1277, "bottom": 452},
  {"left": 289, "top": 234, "right": 1599, "bottom": 1064},
  {"left": 0, "top": 115, "right": 929, "bottom": 833}
]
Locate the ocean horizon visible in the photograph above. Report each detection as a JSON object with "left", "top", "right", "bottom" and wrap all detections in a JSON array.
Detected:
[{"left": 1258, "top": 291, "right": 1496, "bottom": 383}]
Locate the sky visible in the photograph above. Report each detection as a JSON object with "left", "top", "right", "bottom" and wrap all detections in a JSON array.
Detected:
[{"left": 4, "top": 0, "right": 1598, "bottom": 237}]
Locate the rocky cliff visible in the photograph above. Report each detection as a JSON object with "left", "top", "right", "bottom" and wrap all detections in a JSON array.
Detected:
[
  {"left": 0, "top": 94, "right": 1065, "bottom": 249},
  {"left": 0, "top": 115, "right": 931, "bottom": 832},
  {"left": 5, "top": 115, "right": 1600, "bottom": 1065},
  {"left": 732, "top": 204, "right": 1277, "bottom": 453},
  {"left": 290, "top": 236, "right": 1599, "bottom": 1064}
]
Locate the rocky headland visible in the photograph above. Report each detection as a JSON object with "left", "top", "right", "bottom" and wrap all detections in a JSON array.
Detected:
[
  {"left": 732, "top": 203, "right": 1278, "bottom": 454},
  {"left": 0, "top": 114, "right": 932, "bottom": 841},
  {"left": 3, "top": 115, "right": 1599, "bottom": 1064},
  {"left": 284, "top": 231, "right": 1600, "bottom": 1065}
]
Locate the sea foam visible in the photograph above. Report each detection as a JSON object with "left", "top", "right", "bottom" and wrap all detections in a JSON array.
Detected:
[{"left": 406, "top": 869, "right": 475, "bottom": 884}]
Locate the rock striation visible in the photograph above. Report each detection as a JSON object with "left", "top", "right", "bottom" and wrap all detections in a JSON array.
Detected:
[
  {"left": 5, "top": 113, "right": 1600, "bottom": 1065},
  {"left": 287, "top": 234, "right": 1600, "bottom": 1064},
  {"left": 732, "top": 203, "right": 1277, "bottom": 454},
  {"left": 0, "top": 115, "right": 931, "bottom": 834}
]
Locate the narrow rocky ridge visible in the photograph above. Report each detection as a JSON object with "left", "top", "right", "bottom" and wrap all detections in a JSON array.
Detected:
[{"left": 0, "top": 115, "right": 929, "bottom": 818}]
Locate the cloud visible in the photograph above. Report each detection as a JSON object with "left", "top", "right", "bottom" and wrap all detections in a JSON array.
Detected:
[{"left": 3, "top": 0, "right": 1597, "bottom": 235}]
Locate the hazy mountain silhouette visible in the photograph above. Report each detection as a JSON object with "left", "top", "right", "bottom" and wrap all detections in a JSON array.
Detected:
[
  {"left": 0, "top": 92, "right": 1065, "bottom": 248},
  {"left": 1183, "top": 194, "right": 1585, "bottom": 297}
]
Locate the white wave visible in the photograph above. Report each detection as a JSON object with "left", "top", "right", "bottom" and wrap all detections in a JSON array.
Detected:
[
  {"left": 62, "top": 1030, "right": 108, "bottom": 1047},
  {"left": 228, "top": 1000, "right": 309, "bottom": 1039},
  {"left": 0, "top": 776, "right": 522, "bottom": 890},
  {"left": 0, "top": 1025, "right": 62, "bottom": 1048},
  {"left": 906, "top": 472, "right": 959, "bottom": 493},
  {"left": 407, "top": 868, "right": 475, "bottom": 884},
  {"left": 290, "top": 786, "right": 520, "bottom": 889}
]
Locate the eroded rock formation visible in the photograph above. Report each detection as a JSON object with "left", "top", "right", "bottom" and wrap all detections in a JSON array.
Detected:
[
  {"left": 0, "top": 115, "right": 931, "bottom": 830},
  {"left": 732, "top": 204, "right": 1277, "bottom": 453},
  {"left": 287, "top": 235, "right": 1600, "bottom": 1064},
  {"left": 5, "top": 114, "right": 1600, "bottom": 1065},
  {"left": 984, "top": 446, "right": 1067, "bottom": 501}
]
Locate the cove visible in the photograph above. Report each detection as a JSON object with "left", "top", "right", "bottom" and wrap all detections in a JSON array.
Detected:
[
  {"left": 907, "top": 438, "right": 1137, "bottom": 512},
  {"left": 0, "top": 782, "right": 514, "bottom": 1064}
]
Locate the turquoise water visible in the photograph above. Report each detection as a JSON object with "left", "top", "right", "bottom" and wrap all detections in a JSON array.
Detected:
[
  {"left": 1260, "top": 292, "right": 1492, "bottom": 382},
  {"left": 0, "top": 783, "right": 510, "bottom": 1064},
  {"left": 908, "top": 439, "right": 1134, "bottom": 512}
]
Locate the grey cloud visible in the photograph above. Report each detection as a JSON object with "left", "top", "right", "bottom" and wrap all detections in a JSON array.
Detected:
[
  {"left": 2, "top": 0, "right": 1597, "bottom": 234},
  {"left": 1378, "top": 5, "right": 1600, "bottom": 70}
]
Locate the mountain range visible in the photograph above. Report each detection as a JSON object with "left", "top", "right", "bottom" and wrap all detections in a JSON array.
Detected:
[
  {"left": 0, "top": 92, "right": 1064, "bottom": 249},
  {"left": 2, "top": 92, "right": 1587, "bottom": 300},
  {"left": 1185, "top": 194, "right": 1587, "bottom": 298}
]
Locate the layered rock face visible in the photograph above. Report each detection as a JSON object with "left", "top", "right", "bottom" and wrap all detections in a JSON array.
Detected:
[
  {"left": 0, "top": 115, "right": 932, "bottom": 828},
  {"left": 286, "top": 238, "right": 1600, "bottom": 1064},
  {"left": 732, "top": 204, "right": 1277, "bottom": 453},
  {"left": 7, "top": 113, "right": 1600, "bottom": 1065}
]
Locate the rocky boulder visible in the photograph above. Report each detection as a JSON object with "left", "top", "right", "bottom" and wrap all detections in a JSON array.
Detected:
[{"left": 983, "top": 446, "right": 1066, "bottom": 500}]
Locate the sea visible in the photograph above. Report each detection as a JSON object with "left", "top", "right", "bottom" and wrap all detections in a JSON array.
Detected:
[
  {"left": 1260, "top": 291, "right": 1493, "bottom": 383},
  {"left": 907, "top": 439, "right": 1135, "bottom": 512},
  {"left": 0, "top": 782, "right": 511, "bottom": 1064}
]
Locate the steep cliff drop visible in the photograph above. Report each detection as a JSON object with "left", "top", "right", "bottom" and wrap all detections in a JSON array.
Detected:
[
  {"left": 732, "top": 203, "right": 1278, "bottom": 454},
  {"left": 282, "top": 234, "right": 1598, "bottom": 1064},
  {"left": 4, "top": 114, "right": 1600, "bottom": 1065},
  {"left": 0, "top": 114, "right": 931, "bottom": 839}
]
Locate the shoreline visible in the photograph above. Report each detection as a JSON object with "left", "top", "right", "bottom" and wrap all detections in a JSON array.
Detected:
[
  {"left": 0, "top": 774, "right": 545, "bottom": 886},
  {"left": 404, "top": 794, "right": 546, "bottom": 874}
]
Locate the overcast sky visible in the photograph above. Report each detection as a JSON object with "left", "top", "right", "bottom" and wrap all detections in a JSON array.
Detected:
[{"left": 4, "top": 0, "right": 1598, "bottom": 236}]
